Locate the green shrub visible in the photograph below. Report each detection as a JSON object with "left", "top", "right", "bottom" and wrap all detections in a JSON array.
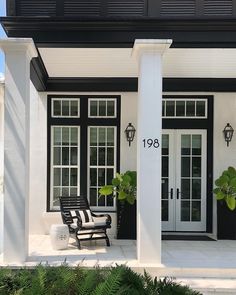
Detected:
[{"left": 0, "top": 264, "right": 201, "bottom": 295}]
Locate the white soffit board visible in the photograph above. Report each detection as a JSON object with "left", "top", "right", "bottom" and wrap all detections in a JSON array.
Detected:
[{"left": 39, "top": 48, "right": 236, "bottom": 78}]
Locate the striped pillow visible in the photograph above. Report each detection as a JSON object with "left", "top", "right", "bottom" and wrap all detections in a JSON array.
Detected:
[{"left": 76, "top": 209, "right": 93, "bottom": 223}]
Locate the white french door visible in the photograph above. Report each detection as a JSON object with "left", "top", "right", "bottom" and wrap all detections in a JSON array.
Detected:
[{"left": 162, "top": 130, "right": 207, "bottom": 232}]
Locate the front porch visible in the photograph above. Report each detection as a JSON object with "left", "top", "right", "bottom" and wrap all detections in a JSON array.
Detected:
[{"left": 2, "top": 237, "right": 236, "bottom": 294}]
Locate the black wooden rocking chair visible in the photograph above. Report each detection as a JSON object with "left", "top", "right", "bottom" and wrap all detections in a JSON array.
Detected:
[{"left": 59, "top": 196, "right": 112, "bottom": 249}]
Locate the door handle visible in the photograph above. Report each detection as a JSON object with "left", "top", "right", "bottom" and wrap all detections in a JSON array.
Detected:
[
  {"left": 177, "top": 188, "right": 180, "bottom": 199},
  {"left": 169, "top": 188, "right": 173, "bottom": 199}
]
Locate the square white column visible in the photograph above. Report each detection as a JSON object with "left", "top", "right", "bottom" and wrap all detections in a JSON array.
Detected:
[
  {"left": 0, "top": 39, "right": 38, "bottom": 263},
  {"left": 132, "top": 39, "right": 172, "bottom": 264}
]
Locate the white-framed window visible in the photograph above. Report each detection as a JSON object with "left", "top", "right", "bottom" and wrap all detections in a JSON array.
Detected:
[
  {"left": 88, "top": 126, "right": 117, "bottom": 210},
  {"left": 50, "top": 126, "right": 80, "bottom": 210},
  {"left": 88, "top": 98, "right": 116, "bottom": 118},
  {"left": 162, "top": 99, "right": 207, "bottom": 118},
  {"left": 51, "top": 98, "right": 80, "bottom": 118}
]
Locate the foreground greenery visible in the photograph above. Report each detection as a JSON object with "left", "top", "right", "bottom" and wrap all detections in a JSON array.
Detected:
[{"left": 0, "top": 264, "right": 201, "bottom": 295}]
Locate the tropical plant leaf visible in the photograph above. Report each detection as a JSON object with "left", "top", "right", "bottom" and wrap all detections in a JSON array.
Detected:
[
  {"left": 118, "top": 191, "right": 127, "bottom": 200},
  {"left": 230, "top": 177, "right": 236, "bottom": 189},
  {"left": 99, "top": 185, "right": 113, "bottom": 196},
  {"left": 126, "top": 194, "right": 135, "bottom": 205},
  {"left": 112, "top": 178, "right": 120, "bottom": 186},
  {"left": 215, "top": 175, "right": 229, "bottom": 187},
  {"left": 226, "top": 196, "right": 236, "bottom": 211},
  {"left": 215, "top": 191, "right": 225, "bottom": 200}
]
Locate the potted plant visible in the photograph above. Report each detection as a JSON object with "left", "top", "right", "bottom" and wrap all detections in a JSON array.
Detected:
[
  {"left": 99, "top": 170, "right": 137, "bottom": 239},
  {"left": 214, "top": 166, "right": 236, "bottom": 239}
]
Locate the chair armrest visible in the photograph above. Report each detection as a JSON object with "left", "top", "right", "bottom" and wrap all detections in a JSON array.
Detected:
[{"left": 91, "top": 212, "right": 112, "bottom": 225}]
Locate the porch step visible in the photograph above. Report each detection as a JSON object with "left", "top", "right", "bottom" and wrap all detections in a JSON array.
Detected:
[{"left": 175, "top": 278, "right": 236, "bottom": 295}]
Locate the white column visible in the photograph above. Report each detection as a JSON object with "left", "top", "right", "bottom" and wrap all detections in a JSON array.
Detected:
[
  {"left": 0, "top": 39, "right": 38, "bottom": 263},
  {"left": 132, "top": 39, "right": 172, "bottom": 264}
]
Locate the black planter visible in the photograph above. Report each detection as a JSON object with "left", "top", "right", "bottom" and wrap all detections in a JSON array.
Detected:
[
  {"left": 117, "top": 201, "right": 136, "bottom": 240},
  {"left": 217, "top": 201, "right": 236, "bottom": 239}
]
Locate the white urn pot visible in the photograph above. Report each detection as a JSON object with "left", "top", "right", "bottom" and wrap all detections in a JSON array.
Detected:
[{"left": 50, "top": 224, "right": 69, "bottom": 250}]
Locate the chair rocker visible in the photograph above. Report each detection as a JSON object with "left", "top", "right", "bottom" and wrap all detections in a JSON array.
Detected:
[{"left": 59, "top": 196, "right": 112, "bottom": 249}]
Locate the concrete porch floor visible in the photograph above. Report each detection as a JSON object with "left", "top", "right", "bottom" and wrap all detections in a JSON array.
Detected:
[{"left": 1, "top": 235, "right": 236, "bottom": 294}]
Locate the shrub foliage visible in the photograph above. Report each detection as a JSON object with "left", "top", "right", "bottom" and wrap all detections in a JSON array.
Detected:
[{"left": 0, "top": 264, "right": 201, "bottom": 295}]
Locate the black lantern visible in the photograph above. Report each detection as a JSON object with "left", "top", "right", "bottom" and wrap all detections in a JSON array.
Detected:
[
  {"left": 125, "top": 123, "right": 136, "bottom": 146},
  {"left": 223, "top": 123, "right": 234, "bottom": 147}
]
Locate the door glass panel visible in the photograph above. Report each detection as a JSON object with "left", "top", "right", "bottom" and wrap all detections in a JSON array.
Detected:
[
  {"left": 192, "top": 179, "right": 201, "bottom": 199},
  {"left": 162, "top": 200, "right": 169, "bottom": 221},
  {"left": 166, "top": 101, "right": 175, "bottom": 116},
  {"left": 181, "top": 201, "right": 190, "bottom": 221},
  {"left": 192, "top": 157, "right": 201, "bottom": 177},
  {"left": 181, "top": 157, "right": 190, "bottom": 177},
  {"left": 192, "top": 201, "right": 201, "bottom": 221},
  {"left": 162, "top": 134, "right": 170, "bottom": 222},
  {"left": 181, "top": 179, "right": 190, "bottom": 199}
]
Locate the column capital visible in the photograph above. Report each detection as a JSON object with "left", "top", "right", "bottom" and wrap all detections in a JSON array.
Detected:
[
  {"left": 0, "top": 38, "right": 38, "bottom": 60},
  {"left": 132, "top": 39, "right": 172, "bottom": 60}
]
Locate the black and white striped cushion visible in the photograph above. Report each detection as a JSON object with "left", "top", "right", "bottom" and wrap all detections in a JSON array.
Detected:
[{"left": 77, "top": 209, "right": 93, "bottom": 223}]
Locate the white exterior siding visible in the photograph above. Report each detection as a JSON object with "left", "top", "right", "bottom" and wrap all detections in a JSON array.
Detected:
[{"left": 0, "top": 80, "right": 4, "bottom": 253}]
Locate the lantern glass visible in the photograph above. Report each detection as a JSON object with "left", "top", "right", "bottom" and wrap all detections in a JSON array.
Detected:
[
  {"left": 223, "top": 123, "right": 234, "bottom": 146},
  {"left": 125, "top": 123, "right": 136, "bottom": 146}
]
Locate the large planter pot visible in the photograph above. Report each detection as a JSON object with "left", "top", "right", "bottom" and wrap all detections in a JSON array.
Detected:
[
  {"left": 217, "top": 201, "right": 236, "bottom": 239},
  {"left": 117, "top": 201, "right": 136, "bottom": 240}
]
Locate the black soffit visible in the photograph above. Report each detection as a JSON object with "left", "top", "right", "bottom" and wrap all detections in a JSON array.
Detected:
[{"left": 3, "top": 17, "right": 236, "bottom": 47}]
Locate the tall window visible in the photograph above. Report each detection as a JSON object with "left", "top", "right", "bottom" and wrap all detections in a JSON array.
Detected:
[{"left": 48, "top": 96, "right": 120, "bottom": 211}]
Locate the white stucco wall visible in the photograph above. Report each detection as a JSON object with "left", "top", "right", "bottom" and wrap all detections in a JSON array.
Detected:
[{"left": 0, "top": 79, "right": 4, "bottom": 253}]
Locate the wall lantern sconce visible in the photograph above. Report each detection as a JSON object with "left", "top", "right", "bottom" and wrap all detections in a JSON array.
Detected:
[
  {"left": 125, "top": 123, "right": 136, "bottom": 146},
  {"left": 223, "top": 123, "right": 234, "bottom": 147}
]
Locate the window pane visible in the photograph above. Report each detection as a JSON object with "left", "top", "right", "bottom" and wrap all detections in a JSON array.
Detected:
[
  {"left": 70, "top": 147, "right": 77, "bottom": 165},
  {"left": 90, "top": 188, "right": 97, "bottom": 206},
  {"left": 107, "top": 196, "right": 114, "bottom": 206},
  {"left": 196, "top": 101, "right": 205, "bottom": 117},
  {"left": 62, "top": 100, "right": 69, "bottom": 116},
  {"left": 98, "top": 195, "right": 105, "bottom": 206},
  {"left": 90, "top": 101, "right": 97, "bottom": 116},
  {"left": 53, "top": 147, "right": 61, "bottom": 165},
  {"left": 71, "top": 128, "right": 78, "bottom": 146},
  {"left": 54, "top": 127, "right": 61, "bottom": 145},
  {"left": 175, "top": 100, "right": 185, "bottom": 116},
  {"left": 107, "top": 148, "right": 114, "bottom": 165},
  {"left": 62, "top": 168, "right": 69, "bottom": 186},
  {"left": 107, "top": 100, "right": 115, "bottom": 116},
  {"left": 90, "top": 168, "right": 97, "bottom": 186},
  {"left": 99, "top": 101, "right": 106, "bottom": 116},
  {"left": 166, "top": 101, "right": 175, "bottom": 116},
  {"left": 162, "top": 101, "right": 165, "bottom": 116},
  {"left": 62, "top": 128, "right": 69, "bottom": 146},
  {"left": 186, "top": 101, "right": 195, "bottom": 117},
  {"left": 70, "top": 168, "right": 77, "bottom": 186},
  {"left": 53, "top": 100, "right": 61, "bottom": 116},
  {"left": 71, "top": 100, "right": 78, "bottom": 116},
  {"left": 98, "top": 147, "right": 106, "bottom": 165},
  {"left": 99, "top": 128, "right": 106, "bottom": 146},
  {"left": 53, "top": 188, "right": 60, "bottom": 206},
  {"left": 98, "top": 168, "right": 105, "bottom": 186},
  {"left": 107, "top": 168, "right": 114, "bottom": 184},
  {"left": 107, "top": 128, "right": 114, "bottom": 146},
  {"left": 70, "top": 188, "right": 77, "bottom": 196},
  {"left": 62, "top": 147, "right": 69, "bottom": 165},
  {"left": 54, "top": 168, "right": 61, "bottom": 186},
  {"left": 90, "top": 128, "right": 97, "bottom": 146},
  {"left": 62, "top": 187, "right": 69, "bottom": 196},
  {"left": 90, "top": 147, "right": 97, "bottom": 165}
]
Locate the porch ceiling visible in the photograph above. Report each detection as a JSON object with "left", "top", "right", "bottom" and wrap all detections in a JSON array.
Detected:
[{"left": 39, "top": 47, "right": 236, "bottom": 78}]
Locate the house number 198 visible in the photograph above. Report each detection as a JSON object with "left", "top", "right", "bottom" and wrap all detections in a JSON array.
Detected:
[{"left": 142, "top": 139, "right": 160, "bottom": 148}]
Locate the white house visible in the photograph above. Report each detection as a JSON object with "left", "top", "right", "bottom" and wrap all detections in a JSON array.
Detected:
[{"left": 1, "top": 0, "right": 236, "bottom": 265}]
